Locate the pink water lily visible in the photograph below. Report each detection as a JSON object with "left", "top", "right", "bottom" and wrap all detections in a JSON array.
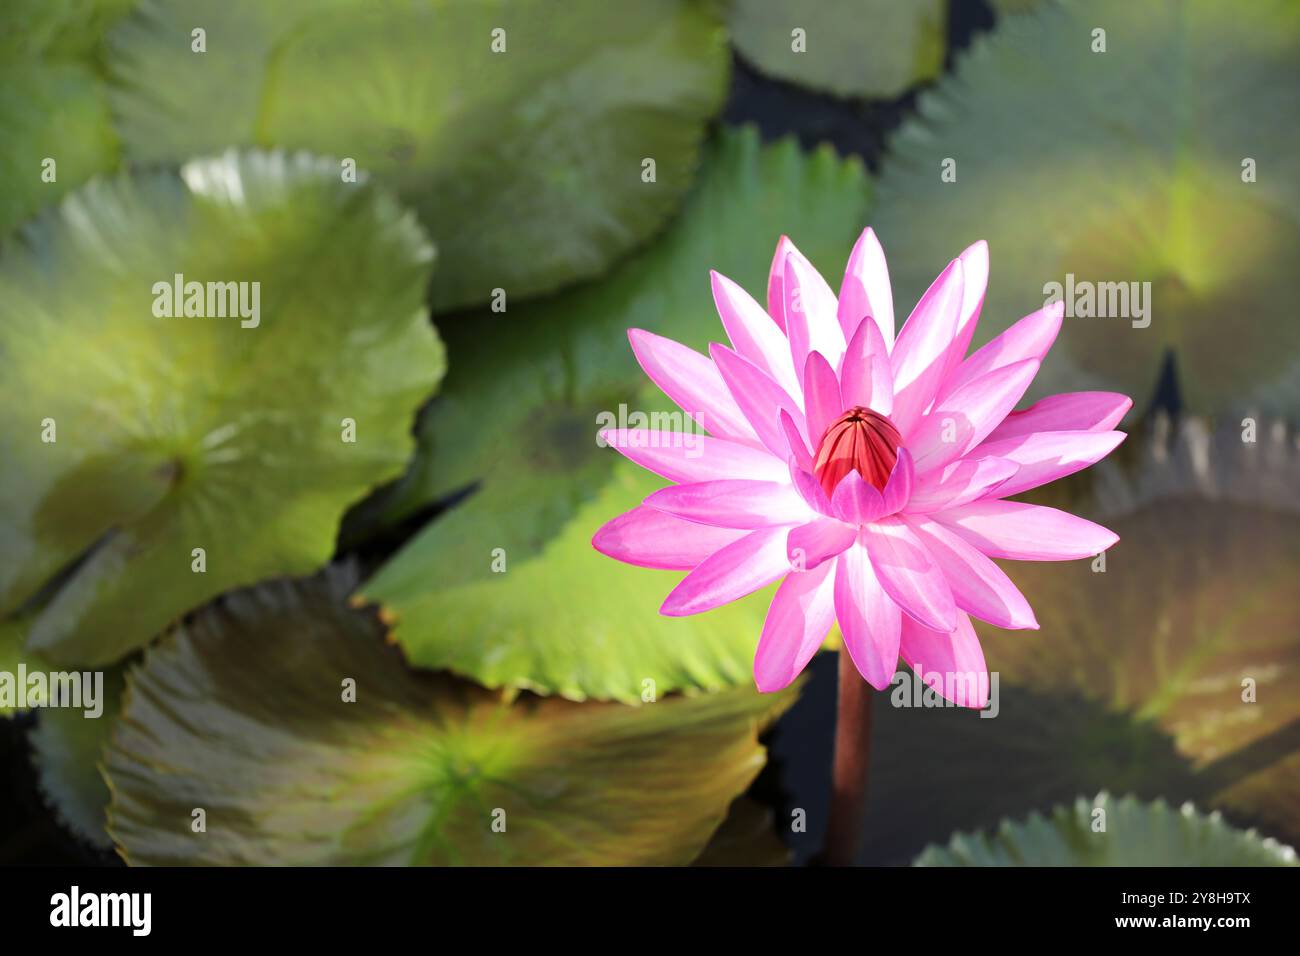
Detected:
[{"left": 592, "top": 229, "right": 1129, "bottom": 707}]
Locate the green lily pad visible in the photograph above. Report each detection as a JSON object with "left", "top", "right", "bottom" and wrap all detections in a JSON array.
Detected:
[
  {"left": 105, "top": 569, "right": 796, "bottom": 865},
  {"left": 0, "top": 151, "right": 444, "bottom": 666},
  {"left": 871, "top": 0, "right": 1300, "bottom": 415},
  {"left": 853, "top": 418, "right": 1300, "bottom": 862},
  {"left": 107, "top": 0, "right": 730, "bottom": 312},
  {"left": 730, "top": 0, "right": 946, "bottom": 99},
  {"left": 0, "top": 60, "right": 118, "bottom": 237},
  {"left": 30, "top": 665, "right": 127, "bottom": 849},
  {"left": 366, "top": 459, "right": 779, "bottom": 702},
  {"left": 915, "top": 792, "right": 1297, "bottom": 866},
  {"left": 357, "top": 127, "right": 871, "bottom": 701}
]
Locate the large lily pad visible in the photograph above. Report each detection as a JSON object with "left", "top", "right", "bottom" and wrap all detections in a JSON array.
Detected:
[
  {"left": 0, "top": 151, "right": 444, "bottom": 666},
  {"left": 730, "top": 0, "right": 946, "bottom": 100},
  {"left": 357, "top": 128, "right": 871, "bottom": 701},
  {"left": 915, "top": 792, "right": 1297, "bottom": 866},
  {"left": 871, "top": 0, "right": 1300, "bottom": 415},
  {"left": 105, "top": 570, "right": 796, "bottom": 866},
  {"left": 107, "top": 0, "right": 730, "bottom": 312}
]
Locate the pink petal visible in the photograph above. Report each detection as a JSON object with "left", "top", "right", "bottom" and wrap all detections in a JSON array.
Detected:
[
  {"left": 986, "top": 391, "right": 1134, "bottom": 442},
  {"left": 644, "top": 479, "right": 811, "bottom": 530},
  {"left": 933, "top": 500, "right": 1119, "bottom": 561},
  {"left": 936, "top": 302, "right": 1063, "bottom": 405},
  {"left": 592, "top": 506, "right": 746, "bottom": 570},
  {"left": 902, "top": 515, "right": 1037, "bottom": 629},
  {"left": 710, "top": 343, "right": 807, "bottom": 459},
  {"left": 862, "top": 517, "right": 958, "bottom": 632},
  {"left": 766, "top": 236, "right": 796, "bottom": 333},
  {"left": 789, "top": 458, "right": 834, "bottom": 516},
  {"left": 660, "top": 527, "right": 790, "bottom": 616},
  {"left": 783, "top": 251, "right": 846, "bottom": 384},
  {"left": 628, "top": 329, "right": 760, "bottom": 447},
  {"left": 937, "top": 239, "right": 989, "bottom": 383},
  {"left": 837, "top": 227, "right": 895, "bottom": 347},
  {"left": 899, "top": 612, "right": 990, "bottom": 709},
  {"left": 879, "top": 447, "right": 915, "bottom": 515},
  {"left": 830, "top": 471, "right": 885, "bottom": 525},
  {"left": 975, "top": 430, "right": 1126, "bottom": 498},
  {"left": 904, "top": 457, "right": 1020, "bottom": 513},
  {"left": 889, "top": 259, "right": 965, "bottom": 435},
  {"left": 834, "top": 540, "right": 902, "bottom": 689},
  {"left": 839, "top": 311, "right": 894, "bottom": 416},
  {"left": 802, "top": 351, "right": 843, "bottom": 449},
  {"left": 787, "top": 516, "right": 857, "bottom": 571},
  {"left": 710, "top": 270, "right": 800, "bottom": 396},
  {"left": 600, "top": 429, "right": 788, "bottom": 484},
  {"left": 753, "top": 559, "right": 836, "bottom": 692},
  {"left": 906, "top": 359, "right": 1040, "bottom": 474},
  {"left": 780, "top": 410, "right": 813, "bottom": 472}
]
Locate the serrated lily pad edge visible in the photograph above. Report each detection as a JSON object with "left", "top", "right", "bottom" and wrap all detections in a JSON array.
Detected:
[{"left": 914, "top": 791, "right": 1300, "bottom": 866}]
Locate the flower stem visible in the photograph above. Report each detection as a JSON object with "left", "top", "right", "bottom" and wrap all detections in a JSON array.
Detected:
[{"left": 824, "top": 650, "right": 873, "bottom": 866}]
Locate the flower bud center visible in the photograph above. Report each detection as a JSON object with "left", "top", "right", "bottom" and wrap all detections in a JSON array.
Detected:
[{"left": 812, "top": 407, "right": 902, "bottom": 497}]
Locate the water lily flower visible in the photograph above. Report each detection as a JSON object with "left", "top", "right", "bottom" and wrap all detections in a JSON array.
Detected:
[{"left": 593, "top": 230, "right": 1129, "bottom": 708}]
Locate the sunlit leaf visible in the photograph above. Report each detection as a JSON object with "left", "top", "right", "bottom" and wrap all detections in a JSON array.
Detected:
[
  {"left": 105, "top": 570, "right": 796, "bottom": 865},
  {"left": 107, "top": 0, "right": 730, "bottom": 311},
  {"left": 0, "top": 151, "right": 444, "bottom": 666}
]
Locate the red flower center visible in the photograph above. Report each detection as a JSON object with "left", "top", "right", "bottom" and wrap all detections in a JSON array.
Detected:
[{"left": 812, "top": 407, "right": 903, "bottom": 497}]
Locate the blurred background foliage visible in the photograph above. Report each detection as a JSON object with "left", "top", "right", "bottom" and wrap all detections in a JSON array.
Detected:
[{"left": 1, "top": 0, "right": 1297, "bottom": 866}]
